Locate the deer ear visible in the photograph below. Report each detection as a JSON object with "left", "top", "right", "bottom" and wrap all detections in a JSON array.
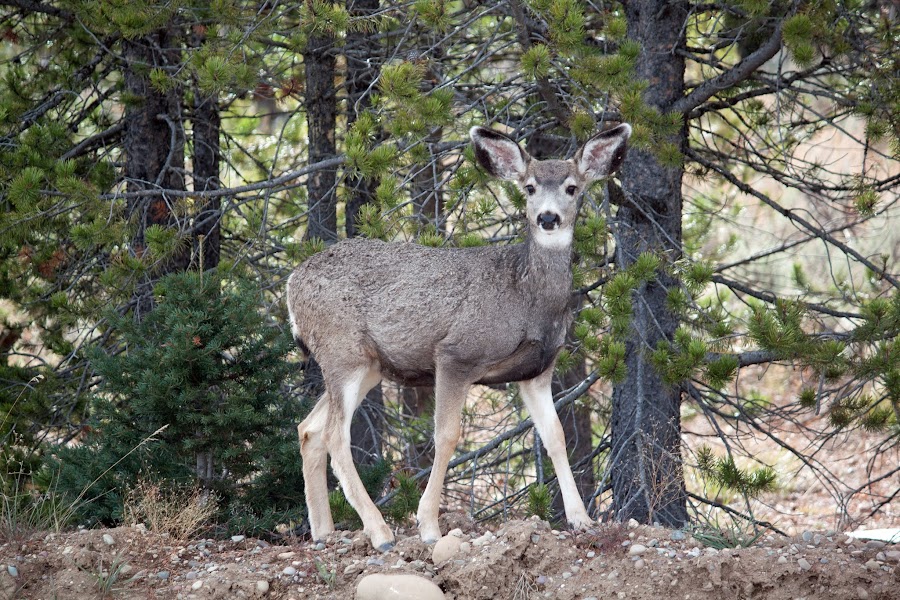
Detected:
[
  {"left": 470, "top": 127, "right": 529, "bottom": 180},
  {"left": 576, "top": 123, "right": 632, "bottom": 181}
]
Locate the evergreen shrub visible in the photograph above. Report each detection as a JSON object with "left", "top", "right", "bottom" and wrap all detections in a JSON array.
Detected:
[{"left": 45, "top": 271, "right": 307, "bottom": 534}]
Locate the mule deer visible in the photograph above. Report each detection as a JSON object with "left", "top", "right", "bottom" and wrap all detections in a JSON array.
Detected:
[{"left": 287, "top": 123, "right": 631, "bottom": 551}]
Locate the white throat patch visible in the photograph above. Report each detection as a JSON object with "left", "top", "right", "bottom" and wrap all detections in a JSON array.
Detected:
[{"left": 532, "top": 227, "right": 573, "bottom": 249}]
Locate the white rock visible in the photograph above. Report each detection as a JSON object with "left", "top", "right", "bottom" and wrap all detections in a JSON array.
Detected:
[
  {"left": 7, "top": 565, "right": 18, "bottom": 577},
  {"left": 458, "top": 542, "right": 471, "bottom": 554},
  {"left": 102, "top": 534, "right": 115, "bottom": 546},
  {"left": 231, "top": 535, "right": 245, "bottom": 543},
  {"left": 432, "top": 534, "right": 462, "bottom": 564},
  {"left": 356, "top": 573, "right": 445, "bottom": 600},
  {"left": 628, "top": 544, "right": 647, "bottom": 556},
  {"left": 797, "top": 558, "right": 811, "bottom": 571},
  {"left": 283, "top": 566, "right": 297, "bottom": 576},
  {"left": 256, "top": 580, "right": 270, "bottom": 594},
  {"left": 191, "top": 580, "right": 204, "bottom": 590},
  {"left": 277, "top": 551, "right": 295, "bottom": 560},
  {"left": 777, "top": 556, "right": 788, "bottom": 564}
]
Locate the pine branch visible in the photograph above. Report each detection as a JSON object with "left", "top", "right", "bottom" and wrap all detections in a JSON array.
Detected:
[
  {"left": 672, "top": 19, "right": 786, "bottom": 115},
  {"left": 61, "top": 123, "right": 125, "bottom": 160},
  {"left": 0, "top": 0, "right": 72, "bottom": 19},
  {"left": 507, "top": 0, "right": 570, "bottom": 127},
  {"left": 690, "top": 148, "right": 900, "bottom": 289}
]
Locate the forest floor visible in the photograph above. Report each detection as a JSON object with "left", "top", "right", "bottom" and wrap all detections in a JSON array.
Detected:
[
  {"left": 2, "top": 514, "right": 899, "bottom": 600},
  {"left": 3, "top": 390, "right": 899, "bottom": 599}
]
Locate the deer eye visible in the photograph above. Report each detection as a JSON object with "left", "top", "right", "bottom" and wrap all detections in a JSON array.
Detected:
[
  {"left": 525, "top": 184, "right": 536, "bottom": 195},
  {"left": 566, "top": 185, "right": 577, "bottom": 195}
]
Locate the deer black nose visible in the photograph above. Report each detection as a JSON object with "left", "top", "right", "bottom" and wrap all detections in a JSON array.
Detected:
[{"left": 537, "top": 212, "right": 561, "bottom": 231}]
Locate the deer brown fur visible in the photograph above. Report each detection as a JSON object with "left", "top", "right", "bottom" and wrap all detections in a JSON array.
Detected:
[{"left": 287, "top": 123, "right": 631, "bottom": 551}]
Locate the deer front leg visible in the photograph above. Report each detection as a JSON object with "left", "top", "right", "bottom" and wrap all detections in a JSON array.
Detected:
[
  {"left": 519, "top": 370, "right": 593, "bottom": 530},
  {"left": 416, "top": 367, "right": 469, "bottom": 544}
]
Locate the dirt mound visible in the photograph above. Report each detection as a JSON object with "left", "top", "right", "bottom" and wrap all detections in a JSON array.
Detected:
[{"left": 2, "top": 516, "right": 898, "bottom": 599}]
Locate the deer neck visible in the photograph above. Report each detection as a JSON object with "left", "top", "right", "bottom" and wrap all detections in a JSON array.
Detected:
[{"left": 518, "top": 230, "right": 574, "bottom": 293}]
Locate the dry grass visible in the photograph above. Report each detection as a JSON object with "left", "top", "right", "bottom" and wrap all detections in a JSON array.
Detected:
[{"left": 121, "top": 480, "right": 217, "bottom": 541}]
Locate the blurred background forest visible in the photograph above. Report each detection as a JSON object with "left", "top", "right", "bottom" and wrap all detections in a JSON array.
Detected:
[{"left": 0, "top": 0, "right": 897, "bottom": 539}]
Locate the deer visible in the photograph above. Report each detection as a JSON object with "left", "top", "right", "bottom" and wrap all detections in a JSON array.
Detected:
[{"left": 286, "top": 123, "right": 632, "bottom": 552}]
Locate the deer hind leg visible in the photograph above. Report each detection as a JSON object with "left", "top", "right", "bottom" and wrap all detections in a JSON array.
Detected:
[
  {"left": 323, "top": 365, "right": 395, "bottom": 551},
  {"left": 298, "top": 395, "right": 333, "bottom": 542},
  {"left": 519, "top": 369, "right": 593, "bottom": 530},
  {"left": 416, "top": 366, "right": 469, "bottom": 544}
]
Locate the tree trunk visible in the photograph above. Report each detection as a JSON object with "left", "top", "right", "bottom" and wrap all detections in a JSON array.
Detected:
[
  {"left": 123, "top": 29, "right": 187, "bottom": 320},
  {"left": 609, "top": 0, "right": 688, "bottom": 526},
  {"left": 192, "top": 90, "right": 221, "bottom": 273},
  {"left": 303, "top": 31, "right": 338, "bottom": 243},
  {"left": 344, "top": 0, "right": 386, "bottom": 467}
]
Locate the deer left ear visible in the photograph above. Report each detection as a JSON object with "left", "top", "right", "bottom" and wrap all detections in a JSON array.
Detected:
[{"left": 575, "top": 123, "right": 632, "bottom": 181}]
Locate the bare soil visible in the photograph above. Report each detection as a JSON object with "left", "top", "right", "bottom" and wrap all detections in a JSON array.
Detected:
[{"left": 2, "top": 515, "right": 898, "bottom": 600}]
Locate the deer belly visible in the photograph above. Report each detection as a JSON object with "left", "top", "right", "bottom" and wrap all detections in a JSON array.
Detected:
[{"left": 476, "top": 339, "right": 557, "bottom": 385}]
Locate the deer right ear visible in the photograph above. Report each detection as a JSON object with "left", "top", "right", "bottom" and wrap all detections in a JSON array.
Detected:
[{"left": 470, "top": 127, "right": 529, "bottom": 180}]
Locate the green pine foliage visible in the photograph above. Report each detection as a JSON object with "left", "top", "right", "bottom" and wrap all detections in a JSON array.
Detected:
[
  {"left": 695, "top": 446, "right": 777, "bottom": 500},
  {"left": 46, "top": 272, "right": 307, "bottom": 533}
]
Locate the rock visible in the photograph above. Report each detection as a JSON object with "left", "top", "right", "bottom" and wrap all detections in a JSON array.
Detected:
[
  {"left": 778, "top": 556, "right": 788, "bottom": 564},
  {"left": 864, "top": 560, "right": 880, "bottom": 571},
  {"left": 864, "top": 540, "right": 886, "bottom": 551},
  {"left": 628, "top": 544, "right": 647, "bottom": 556},
  {"left": 157, "top": 571, "right": 169, "bottom": 580},
  {"left": 256, "top": 580, "right": 270, "bottom": 594},
  {"left": 191, "top": 580, "right": 204, "bottom": 590},
  {"left": 670, "top": 530, "right": 686, "bottom": 541},
  {"left": 337, "top": 548, "right": 349, "bottom": 555},
  {"left": 856, "top": 587, "right": 869, "bottom": 600},
  {"left": 562, "top": 571, "right": 572, "bottom": 579},
  {"left": 634, "top": 559, "right": 645, "bottom": 569},
  {"left": 283, "top": 566, "right": 297, "bottom": 576},
  {"left": 366, "top": 558, "right": 385, "bottom": 567},
  {"left": 231, "top": 535, "right": 246, "bottom": 543},
  {"left": 7, "top": 565, "right": 18, "bottom": 577},
  {"left": 627, "top": 518, "right": 639, "bottom": 529},
  {"left": 315, "top": 542, "right": 326, "bottom": 551},
  {"left": 356, "top": 573, "right": 445, "bottom": 600},
  {"left": 277, "top": 552, "right": 295, "bottom": 560},
  {"left": 797, "top": 558, "right": 811, "bottom": 571},
  {"left": 102, "top": 534, "right": 115, "bottom": 546},
  {"left": 186, "top": 571, "right": 198, "bottom": 580},
  {"left": 801, "top": 531, "right": 813, "bottom": 543},
  {"left": 432, "top": 534, "right": 463, "bottom": 564},
  {"left": 531, "top": 534, "right": 541, "bottom": 544},
  {"left": 586, "top": 551, "right": 596, "bottom": 558},
  {"left": 345, "top": 563, "right": 365, "bottom": 577},
  {"left": 459, "top": 542, "right": 471, "bottom": 554},
  {"left": 885, "top": 550, "right": 900, "bottom": 562}
]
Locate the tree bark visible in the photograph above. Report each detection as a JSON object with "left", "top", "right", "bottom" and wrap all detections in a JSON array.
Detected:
[
  {"left": 192, "top": 90, "right": 221, "bottom": 273},
  {"left": 123, "top": 28, "right": 187, "bottom": 320},
  {"left": 609, "top": 0, "right": 688, "bottom": 526},
  {"left": 344, "top": 0, "right": 386, "bottom": 467},
  {"left": 303, "top": 31, "right": 338, "bottom": 243}
]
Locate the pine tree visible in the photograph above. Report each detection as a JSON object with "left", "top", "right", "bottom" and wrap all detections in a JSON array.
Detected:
[{"left": 48, "top": 271, "right": 306, "bottom": 531}]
